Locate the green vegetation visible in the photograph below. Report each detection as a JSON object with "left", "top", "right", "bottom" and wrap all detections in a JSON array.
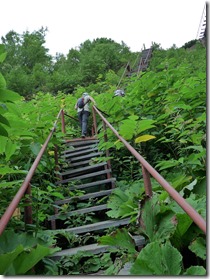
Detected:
[
  {"left": 0, "top": 28, "right": 135, "bottom": 97},
  {"left": 0, "top": 29, "right": 206, "bottom": 276}
]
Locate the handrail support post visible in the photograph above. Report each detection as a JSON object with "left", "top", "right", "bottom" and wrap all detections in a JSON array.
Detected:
[
  {"left": 92, "top": 106, "right": 97, "bottom": 136},
  {"left": 141, "top": 165, "right": 153, "bottom": 197},
  {"left": 61, "top": 109, "right": 66, "bottom": 134},
  {"left": 24, "top": 183, "right": 32, "bottom": 225}
]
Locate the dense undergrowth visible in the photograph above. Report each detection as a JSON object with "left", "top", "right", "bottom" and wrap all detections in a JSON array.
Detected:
[{"left": 0, "top": 41, "right": 206, "bottom": 275}]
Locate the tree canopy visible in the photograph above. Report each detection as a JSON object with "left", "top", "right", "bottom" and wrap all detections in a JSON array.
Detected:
[{"left": 0, "top": 29, "right": 137, "bottom": 97}]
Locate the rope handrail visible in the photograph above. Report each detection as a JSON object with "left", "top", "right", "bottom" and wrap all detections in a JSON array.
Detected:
[
  {"left": 92, "top": 105, "right": 206, "bottom": 234},
  {"left": 0, "top": 109, "right": 65, "bottom": 235}
]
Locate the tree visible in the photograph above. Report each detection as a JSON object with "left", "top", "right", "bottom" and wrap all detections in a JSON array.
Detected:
[{"left": 1, "top": 28, "right": 52, "bottom": 98}]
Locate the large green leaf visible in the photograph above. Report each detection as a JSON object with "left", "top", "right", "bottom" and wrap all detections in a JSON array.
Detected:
[
  {"left": 139, "top": 194, "right": 177, "bottom": 242},
  {"left": 119, "top": 116, "right": 137, "bottom": 140},
  {"left": 0, "top": 166, "right": 28, "bottom": 176},
  {"left": 183, "top": 266, "right": 206, "bottom": 275},
  {"left": 30, "top": 142, "right": 42, "bottom": 156},
  {"left": 0, "top": 73, "right": 6, "bottom": 89},
  {"left": 156, "top": 159, "right": 180, "bottom": 170},
  {"left": 0, "top": 114, "right": 10, "bottom": 127},
  {"left": 0, "top": 103, "right": 8, "bottom": 114},
  {"left": 99, "top": 228, "right": 137, "bottom": 253},
  {"left": 137, "top": 119, "right": 156, "bottom": 134},
  {"left": 10, "top": 244, "right": 55, "bottom": 275},
  {"left": 0, "top": 245, "right": 24, "bottom": 274},
  {"left": 130, "top": 241, "right": 182, "bottom": 275},
  {"left": 189, "top": 237, "right": 206, "bottom": 260},
  {"left": 106, "top": 188, "right": 129, "bottom": 218},
  {"left": 5, "top": 139, "right": 19, "bottom": 161},
  {"left": 0, "top": 231, "right": 37, "bottom": 253},
  {"left": 174, "top": 213, "right": 193, "bottom": 237},
  {"left": 0, "top": 123, "right": 8, "bottom": 137},
  {"left": 0, "top": 180, "right": 24, "bottom": 189},
  {"left": 179, "top": 179, "right": 197, "bottom": 196},
  {"left": 0, "top": 88, "right": 21, "bottom": 102},
  {"left": 0, "top": 136, "right": 7, "bottom": 153},
  {"left": 0, "top": 231, "right": 59, "bottom": 275}
]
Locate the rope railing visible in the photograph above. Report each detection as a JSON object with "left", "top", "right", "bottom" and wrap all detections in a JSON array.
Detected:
[{"left": 92, "top": 105, "right": 206, "bottom": 234}]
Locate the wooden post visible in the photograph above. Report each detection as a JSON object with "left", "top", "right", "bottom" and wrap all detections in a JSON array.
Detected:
[{"left": 24, "top": 183, "right": 32, "bottom": 225}]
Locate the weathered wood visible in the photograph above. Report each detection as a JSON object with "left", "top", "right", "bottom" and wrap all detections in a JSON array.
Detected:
[
  {"left": 62, "top": 147, "right": 98, "bottom": 158},
  {"left": 68, "top": 178, "right": 116, "bottom": 190},
  {"left": 50, "top": 243, "right": 111, "bottom": 259},
  {"left": 62, "top": 218, "right": 131, "bottom": 234},
  {"left": 67, "top": 152, "right": 103, "bottom": 162},
  {"left": 54, "top": 189, "right": 114, "bottom": 205},
  {"left": 48, "top": 204, "right": 107, "bottom": 221},
  {"left": 56, "top": 169, "right": 111, "bottom": 184},
  {"left": 65, "top": 139, "right": 99, "bottom": 147},
  {"left": 62, "top": 144, "right": 98, "bottom": 154},
  {"left": 50, "top": 234, "right": 145, "bottom": 259},
  {"left": 60, "top": 162, "right": 107, "bottom": 177},
  {"left": 67, "top": 159, "right": 93, "bottom": 167}
]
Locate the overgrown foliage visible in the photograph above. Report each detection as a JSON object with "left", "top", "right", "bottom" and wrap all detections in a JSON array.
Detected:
[{"left": 0, "top": 38, "right": 206, "bottom": 275}]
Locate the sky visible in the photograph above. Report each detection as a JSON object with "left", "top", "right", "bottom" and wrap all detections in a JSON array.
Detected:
[{"left": 0, "top": 0, "right": 207, "bottom": 57}]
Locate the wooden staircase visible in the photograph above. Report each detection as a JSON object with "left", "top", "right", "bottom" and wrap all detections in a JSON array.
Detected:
[
  {"left": 126, "top": 48, "right": 152, "bottom": 77},
  {"left": 48, "top": 136, "right": 145, "bottom": 273},
  {"left": 137, "top": 48, "right": 152, "bottom": 73}
]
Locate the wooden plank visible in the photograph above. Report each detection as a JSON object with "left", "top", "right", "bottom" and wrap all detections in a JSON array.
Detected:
[
  {"left": 132, "top": 235, "right": 146, "bottom": 247},
  {"left": 67, "top": 159, "right": 93, "bottom": 167},
  {"left": 62, "top": 147, "right": 98, "bottom": 158},
  {"left": 50, "top": 243, "right": 111, "bottom": 259},
  {"left": 68, "top": 178, "right": 116, "bottom": 190},
  {"left": 67, "top": 152, "right": 103, "bottom": 162},
  {"left": 61, "top": 159, "right": 93, "bottom": 169},
  {"left": 62, "top": 218, "right": 131, "bottom": 234},
  {"left": 54, "top": 189, "right": 114, "bottom": 205},
  {"left": 56, "top": 169, "right": 111, "bottom": 184},
  {"left": 50, "top": 234, "right": 145, "bottom": 259},
  {"left": 65, "top": 139, "right": 99, "bottom": 147},
  {"left": 48, "top": 204, "right": 107, "bottom": 221},
  {"left": 60, "top": 162, "right": 107, "bottom": 176},
  {"left": 62, "top": 144, "right": 98, "bottom": 154}
]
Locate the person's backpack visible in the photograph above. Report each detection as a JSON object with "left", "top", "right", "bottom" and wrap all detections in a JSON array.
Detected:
[{"left": 77, "top": 97, "right": 89, "bottom": 109}]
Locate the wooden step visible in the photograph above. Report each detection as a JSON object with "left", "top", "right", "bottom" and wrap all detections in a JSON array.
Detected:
[
  {"left": 48, "top": 204, "right": 107, "bottom": 221},
  {"left": 50, "top": 243, "right": 111, "bottom": 259},
  {"left": 54, "top": 189, "right": 114, "bottom": 205},
  {"left": 50, "top": 235, "right": 145, "bottom": 259},
  {"left": 56, "top": 169, "right": 111, "bottom": 185},
  {"left": 60, "top": 162, "right": 107, "bottom": 177},
  {"left": 62, "top": 144, "right": 98, "bottom": 155},
  {"left": 67, "top": 152, "right": 103, "bottom": 162},
  {"left": 68, "top": 178, "right": 116, "bottom": 190},
  {"left": 60, "top": 218, "right": 131, "bottom": 234},
  {"left": 62, "top": 147, "right": 98, "bottom": 158},
  {"left": 67, "top": 159, "right": 93, "bottom": 167},
  {"left": 65, "top": 139, "right": 99, "bottom": 147}
]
